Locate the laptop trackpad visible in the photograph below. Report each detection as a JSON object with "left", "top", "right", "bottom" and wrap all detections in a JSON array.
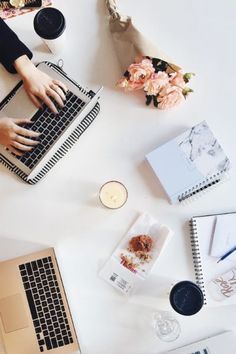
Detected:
[{"left": 0, "top": 294, "right": 29, "bottom": 333}]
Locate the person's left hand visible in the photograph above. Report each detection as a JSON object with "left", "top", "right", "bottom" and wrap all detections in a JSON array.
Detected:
[{"left": 14, "top": 55, "right": 68, "bottom": 114}]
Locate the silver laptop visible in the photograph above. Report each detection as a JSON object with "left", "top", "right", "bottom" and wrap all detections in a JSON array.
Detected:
[{"left": 0, "top": 62, "right": 102, "bottom": 183}]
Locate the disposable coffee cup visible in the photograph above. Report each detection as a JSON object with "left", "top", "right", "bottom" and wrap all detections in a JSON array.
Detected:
[
  {"left": 34, "top": 8, "right": 66, "bottom": 55},
  {"left": 169, "top": 281, "right": 204, "bottom": 316}
]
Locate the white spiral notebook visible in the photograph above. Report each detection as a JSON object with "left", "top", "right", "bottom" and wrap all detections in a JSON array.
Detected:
[
  {"left": 146, "top": 121, "right": 230, "bottom": 204},
  {"left": 189, "top": 212, "right": 236, "bottom": 306}
]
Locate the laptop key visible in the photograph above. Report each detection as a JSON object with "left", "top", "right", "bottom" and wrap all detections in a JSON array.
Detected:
[
  {"left": 63, "top": 337, "right": 69, "bottom": 345},
  {"left": 44, "top": 336, "right": 52, "bottom": 350},
  {"left": 33, "top": 320, "right": 40, "bottom": 328},
  {"left": 51, "top": 338, "right": 58, "bottom": 349},
  {"left": 25, "top": 263, "right": 33, "bottom": 276},
  {"left": 35, "top": 327, "right": 41, "bottom": 334},
  {"left": 37, "top": 259, "right": 43, "bottom": 268},
  {"left": 25, "top": 289, "right": 37, "bottom": 319}
]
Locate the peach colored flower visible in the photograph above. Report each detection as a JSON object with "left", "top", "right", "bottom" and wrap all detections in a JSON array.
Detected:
[
  {"left": 127, "top": 58, "right": 155, "bottom": 90},
  {"left": 170, "top": 71, "right": 185, "bottom": 89},
  {"left": 144, "top": 71, "right": 169, "bottom": 96},
  {"left": 116, "top": 77, "right": 129, "bottom": 89},
  {"left": 158, "top": 85, "right": 184, "bottom": 109}
]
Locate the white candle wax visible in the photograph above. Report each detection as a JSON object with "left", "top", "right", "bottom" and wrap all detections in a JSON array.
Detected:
[{"left": 99, "top": 181, "right": 128, "bottom": 209}]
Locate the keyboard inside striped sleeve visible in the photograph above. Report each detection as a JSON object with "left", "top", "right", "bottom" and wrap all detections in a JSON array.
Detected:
[
  {"left": 17, "top": 91, "right": 86, "bottom": 169},
  {"left": 19, "top": 257, "right": 73, "bottom": 352}
]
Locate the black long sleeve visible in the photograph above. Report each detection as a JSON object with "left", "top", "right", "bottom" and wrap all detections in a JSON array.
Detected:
[{"left": 0, "top": 18, "right": 32, "bottom": 73}]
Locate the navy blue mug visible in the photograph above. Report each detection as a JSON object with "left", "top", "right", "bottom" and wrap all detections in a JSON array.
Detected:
[{"left": 169, "top": 281, "right": 204, "bottom": 316}]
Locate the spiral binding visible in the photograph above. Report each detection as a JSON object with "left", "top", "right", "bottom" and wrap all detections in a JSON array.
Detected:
[
  {"left": 0, "top": 61, "right": 100, "bottom": 184},
  {"left": 178, "top": 171, "right": 224, "bottom": 203},
  {"left": 189, "top": 218, "right": 207, "bottom": 305}
]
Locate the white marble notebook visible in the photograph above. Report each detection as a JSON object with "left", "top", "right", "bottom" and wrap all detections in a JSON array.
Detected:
[{"left": 146, "top": 121, "right": 230, "bottom": 204}]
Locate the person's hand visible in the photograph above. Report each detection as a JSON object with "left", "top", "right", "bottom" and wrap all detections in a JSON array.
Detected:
[
  {"left": 0, "top": 117, "right": 40, "bottom": 156},
  {"left": 14, "top": 55, "right": 68, "bottom": 114}
]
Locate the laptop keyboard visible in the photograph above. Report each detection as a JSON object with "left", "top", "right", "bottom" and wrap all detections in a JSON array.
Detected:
[
  {"left": 19, "top": 256, "right": 74, "bottom": 352},
  {"left": 17, "top": 91, "right": 86, "bottom": 169}
]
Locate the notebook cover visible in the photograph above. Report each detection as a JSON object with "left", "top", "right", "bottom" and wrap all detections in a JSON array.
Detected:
[
  {"left": 210, "top": 213, "right": 236, "bottom": 260},
  {"left": 0, "top": 0, "right": 42, "bottom": 9},
  {"left": 0, "top": 0, "right": 50, "bottom": 20},
  {"left": 189, "top": 211, "right": 236, "bottom": 306},
  {"left": 146, "top": 121, "right": 230, "bottom": 204},
  {"left": 166, "top": 331, "right": 236, "bottom": 354}
]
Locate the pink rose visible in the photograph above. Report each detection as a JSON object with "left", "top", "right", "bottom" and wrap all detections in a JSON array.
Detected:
[
  {"left": 170, "top": 72, "right": 185, "bottom": 89},
  {"left": 127, "top": 58, "right": 155, "bottom": 90},
  {"left": 158, "top": 85, "right": 184, "bottom": 109},
  {"left": 144, "top": 71, "right": 169, "bottom": 96}
]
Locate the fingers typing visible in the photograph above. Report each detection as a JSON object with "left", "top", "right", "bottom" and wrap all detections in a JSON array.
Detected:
[
  {"left": 15, "top": 134, "right": 39, "bottom": 146},
  {"left": 41, "top": 94, "right": 58, "bottom": 114},
  {"left": 7, "top": 145, "right": 24, "bottom": 156},
  {"left": 50, "top": 84, "right": 66, "bottom": 102},
  {"left": 28, "top": 94, "right": 42, "bottom": 109},
  {"left": 47, "top": 88, "right": 64, "bottom": 108},
  {"left": 52, "top": 79, "right": 68, "bottom": 94},
  {"left": 15, "top": 125, "right": 40, "bottom": 138},
  {"left": 12, "top": 141, "right": 34, "bottom": 152}
]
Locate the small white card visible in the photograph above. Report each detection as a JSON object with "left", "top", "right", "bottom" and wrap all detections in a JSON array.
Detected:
[
  {"left": 210, "top": 214, "right": 236, "bottom": 261},
  {"left": 99, "top": 257, "right": 138, "bottom": 295},
  {"left": 99, "top": 213, "right": 173, "bottom": 295}
]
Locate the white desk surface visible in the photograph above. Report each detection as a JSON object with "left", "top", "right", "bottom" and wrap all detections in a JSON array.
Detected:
[{"left": 0, "top": 0, "right": 236, "bottom": 353}]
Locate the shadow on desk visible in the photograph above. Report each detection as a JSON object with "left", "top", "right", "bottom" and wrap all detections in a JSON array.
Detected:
[{"left": 138, "top": 160, "right": 167, "bottom": 201}]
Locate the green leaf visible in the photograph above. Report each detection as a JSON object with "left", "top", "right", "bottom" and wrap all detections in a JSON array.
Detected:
[
  {"left": 124, "top": 70, "right": 129, "bottom": 78},
  {"left": 182, "top": 87, "right": 194, "bottom": 97},
  {"left": 146, "top": 95, "right": 153, "bottom": 106},
  {"left": 183, "top": 72, "right": 195, "bottom": 83},
  {"left": 153, "top": 95, "right": 158, "bottom": 107},
  {"left": 152, "top": 58, "right": 168, "bottom": 73}
]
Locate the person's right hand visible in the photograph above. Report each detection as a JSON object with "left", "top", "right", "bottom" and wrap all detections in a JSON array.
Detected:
[{"left": 0, "top": 117, "right": 40, "bottom": 156}]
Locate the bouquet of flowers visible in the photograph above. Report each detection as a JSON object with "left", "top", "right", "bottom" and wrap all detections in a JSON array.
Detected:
[
  {"left": 117, "top": 56, "right": 194, "bottom": 109},
  {"left": 106, "top": 0, "right": 194, "bottom": 110}
]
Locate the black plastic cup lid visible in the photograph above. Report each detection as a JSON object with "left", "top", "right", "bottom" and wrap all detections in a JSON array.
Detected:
[
  {"left": 34, "top": 8, "right": 66, "bottom": 40},
  {"left": 169, "top": 281, "right": 204, "bottom": 316}
]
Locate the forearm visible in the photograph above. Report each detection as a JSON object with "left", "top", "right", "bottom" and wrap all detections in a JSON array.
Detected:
[
  {"left": 14, "top": 55, "right": 36, "bottom": 79},
  {"left": 0, "top": 18, "right": 32, "bottom": 73}
]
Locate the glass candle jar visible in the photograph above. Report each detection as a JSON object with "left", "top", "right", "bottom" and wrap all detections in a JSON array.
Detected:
[{"left": 99, "top": 181, "right": 128, "bottom": 209}]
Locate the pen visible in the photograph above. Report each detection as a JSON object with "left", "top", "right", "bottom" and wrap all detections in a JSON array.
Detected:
[{"left": 217, "top": 246, "right": 236, "bottom": 263}]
